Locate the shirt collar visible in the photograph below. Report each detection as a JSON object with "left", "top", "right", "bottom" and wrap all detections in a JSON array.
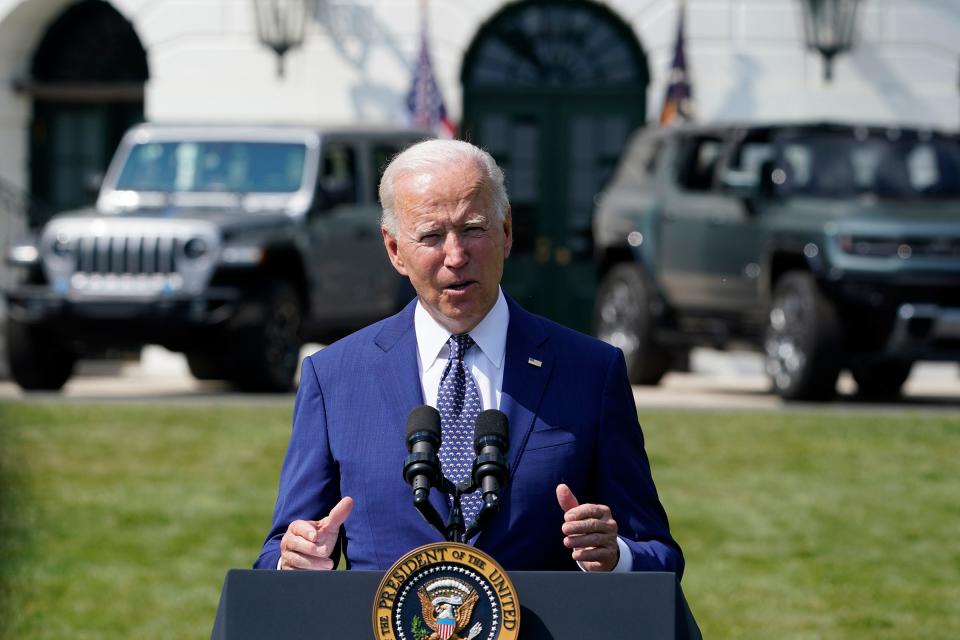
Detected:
[{"left": 415, "top": 288, "right": 509, "bottom": 369}]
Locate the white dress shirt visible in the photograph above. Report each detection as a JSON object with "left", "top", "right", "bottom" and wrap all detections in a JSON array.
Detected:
[
  {"left": 415, "top": 288, "right": 509, "bottom": 411},
  {"left": 413, "top": 287, "right": 631, "bottom": 573}
]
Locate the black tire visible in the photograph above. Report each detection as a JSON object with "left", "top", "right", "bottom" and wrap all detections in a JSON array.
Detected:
[
  {"left": 227, "top": 282, "right": 303, "bottom": 392},
  {"left": 593, "top": 263, "right": 670, "bottom": 385},
  {"left": 5, "top": 319, "right": 76, "bottom": 391},
  {"left": 185, "top": 352, "right": 228, "bottom": 381},
  {"left": 764, "top": 271, "right": 843, "bottom": 401},
  {"left": 850, "top": 360, "right": 912, "bottom": 398}
]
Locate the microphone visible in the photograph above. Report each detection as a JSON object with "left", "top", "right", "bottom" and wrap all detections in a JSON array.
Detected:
[
  {"left": 472, "top": 409, "right": 509, "bottom": 505},
  {"left": 464, "top": 410, "right": 509, "bottom": 540},
  {"left": 403, "top": 406, "right": 447, "bottom": 536},
  {"left": 403, "top": 405, "right": 442, "bottom": 500}
]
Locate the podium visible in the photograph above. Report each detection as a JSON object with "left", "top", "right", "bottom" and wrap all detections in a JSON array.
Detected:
[{"left": 211, "top": 569, "right": 701, "bottom": 639}]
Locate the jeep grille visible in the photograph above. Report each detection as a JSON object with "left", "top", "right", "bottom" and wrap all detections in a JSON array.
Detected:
[
  {"left": 41, "top": 219, "right": 219, "bottom": 296},
  {"left": 72, "top": 235, "right": 179, "bottom": 275}
]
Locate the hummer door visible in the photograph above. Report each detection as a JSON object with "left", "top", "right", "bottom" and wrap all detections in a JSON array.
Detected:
[{"left": 659, "top": 133, "right": 760, "bottom": 313}]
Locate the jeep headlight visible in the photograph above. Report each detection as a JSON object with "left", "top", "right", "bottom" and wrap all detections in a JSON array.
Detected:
[
  {"left": 51, "top": 234, "right": 73, "bottom": 259},
  {"left": 183, "top": 237, "right": 209, "bottom": 260}
]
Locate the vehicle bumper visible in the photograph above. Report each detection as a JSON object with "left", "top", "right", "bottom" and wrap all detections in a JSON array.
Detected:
[
  {"left": 884, "top": 304, "right": 960, "bottom": 360},
  {"left": 4, "top": 285, "right": 252, "bottom": 350},
  {"left": 829, "top": 274, "right": 960, "bottom": 360}
]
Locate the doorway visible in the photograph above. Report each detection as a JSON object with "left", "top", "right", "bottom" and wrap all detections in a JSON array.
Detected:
[
  {"left": 461, "top": 1, "right": 649, "bottom": 331},
  {"left": 27, "top": 0, "right": 147, "bottom": 226}
]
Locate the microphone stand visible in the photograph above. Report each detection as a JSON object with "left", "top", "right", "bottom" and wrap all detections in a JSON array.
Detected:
[
  {"left": 409, "top": 474, "right": 501, "bottom": 543},
  {"left": 442, "top": 478, "right": 503, "bottom": 543},
  {"left": 446, "top": 483, "right": 467, "bottom": 543}
]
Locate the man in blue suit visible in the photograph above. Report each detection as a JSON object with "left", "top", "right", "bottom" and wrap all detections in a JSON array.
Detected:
[{"left": 255, "top": 139, "right": 683, "bottom": 575}]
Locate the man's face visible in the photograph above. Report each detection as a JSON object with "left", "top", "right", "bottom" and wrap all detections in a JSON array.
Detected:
[{"left": 382, "top": 161, "right": 512, "bottom": 334}]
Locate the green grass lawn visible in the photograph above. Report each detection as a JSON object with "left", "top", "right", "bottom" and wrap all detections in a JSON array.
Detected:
[{"left": 0, "top": 401, "right": 957, "bottom": 639}]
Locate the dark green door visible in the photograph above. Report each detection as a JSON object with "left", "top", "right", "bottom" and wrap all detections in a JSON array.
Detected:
[
  {"left": 26, "top": 0, "right": 148, "bottom": 226},
  {"left": 467, "top": 94, "right": 640, "bottom": 329},
  {"left": 461, "top": 1, "right": 649, "bottom": 332},
  {"left": 31, "top": 102, "right": 142, "bottom": 220}
]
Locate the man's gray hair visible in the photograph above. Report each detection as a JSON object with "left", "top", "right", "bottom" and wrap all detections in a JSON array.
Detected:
[{"left": 379, "top": 139, "right": 509, "bottom": 236}]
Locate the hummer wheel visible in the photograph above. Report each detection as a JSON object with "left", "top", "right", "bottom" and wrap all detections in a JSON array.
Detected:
[
  {"left": 850, "top": 360, "right": 912, "bottom": 398},
  {"left": 764, "top": 271, "right": 842, "bottom": 401},
  {"left": 593, "top": 263, "right": 670, "bottom": 385}
]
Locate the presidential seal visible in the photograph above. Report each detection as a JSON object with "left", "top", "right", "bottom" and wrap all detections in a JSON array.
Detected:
[{"left": 373, "top": 542, "right": 520, "bottom": 640}]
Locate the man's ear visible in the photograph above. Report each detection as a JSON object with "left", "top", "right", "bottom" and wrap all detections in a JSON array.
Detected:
[
  {"left": 502, "top": 206, "right": 513, "bottom": 258},
  {"left": 382, "top": 227, "right": 408, "bottom": 276}
]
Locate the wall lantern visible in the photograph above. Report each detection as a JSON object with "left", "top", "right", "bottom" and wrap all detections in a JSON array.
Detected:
[
  {"left": 799, "top": 0, "right": 861, "bottom": 82},
  {"left": 253, "top": 0, "right": 308, "bottom": 78}
]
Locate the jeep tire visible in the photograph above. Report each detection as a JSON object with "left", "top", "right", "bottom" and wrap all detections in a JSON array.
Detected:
[
  {"left": 764, "top": 271, "right": 843, "bottom": 401},
  {"left": 5, "top": 319, "right": 77, "bottom": 391},
  {"left": 227, "top": 282, "right": 303, "bottom": 392},
  {"left": 186, "top": 352, "right": 229, "bottom": 381},
  {"left": 850, "top": 360, "right": 912, "bottom": 398},
  {"left": 593, "top": 263, "right": 670, "bottom": 385}
]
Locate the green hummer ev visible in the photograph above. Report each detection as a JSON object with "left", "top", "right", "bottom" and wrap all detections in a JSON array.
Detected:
[{"left": 592, "top": 123, "right": 960, "bottom": 401}]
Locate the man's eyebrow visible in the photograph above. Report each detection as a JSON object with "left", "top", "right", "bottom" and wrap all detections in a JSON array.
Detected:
[
  {"left": 414, "top": 223, "right": 441, "bottom": 236},
  {"left": 465, "top": 214, "right": 488, "bottom": 226}
]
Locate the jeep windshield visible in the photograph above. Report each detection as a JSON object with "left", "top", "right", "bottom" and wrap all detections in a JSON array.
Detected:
[
  {"left": 775, "top": 132, "right": 960, "bottom": 199},
  {"left": 112, "top": 141, "right": 308, "bottom": 202}
]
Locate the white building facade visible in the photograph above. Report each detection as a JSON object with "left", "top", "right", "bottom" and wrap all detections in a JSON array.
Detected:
[
  {"left": 1, "top": 0, "right": 958, "bottom": 213},
  {"left": 0, "top": 0, "right": 958, "bottom": 372}
]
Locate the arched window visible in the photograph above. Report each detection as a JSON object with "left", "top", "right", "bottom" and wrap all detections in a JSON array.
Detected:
[{"left": 463, "top": 1, "right": 647, "bottom": 89}]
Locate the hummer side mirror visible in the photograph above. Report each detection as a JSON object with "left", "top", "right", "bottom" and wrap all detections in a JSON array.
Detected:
[
  {"left": 758, "top": 159, "right": 783, "bottom": 199},
  {"left": 719, "top": 169, "right": 757, "bottom": 199},
  {"left": 720, "top": 167, "right": 763, "bottom": 215}
]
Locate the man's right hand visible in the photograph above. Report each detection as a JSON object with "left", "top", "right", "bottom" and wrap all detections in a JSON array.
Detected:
[{"left": 279, "top": 497, "right": 354, "bottom": 570}]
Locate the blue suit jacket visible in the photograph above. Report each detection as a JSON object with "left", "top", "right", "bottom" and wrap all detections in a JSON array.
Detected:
[{"left": 255, "top": 296, "right": 683, "bottom": 575}]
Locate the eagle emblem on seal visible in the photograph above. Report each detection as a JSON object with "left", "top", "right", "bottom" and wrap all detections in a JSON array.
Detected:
[{"left": 415, "top": 577, "right": 483, "bottom": 640}]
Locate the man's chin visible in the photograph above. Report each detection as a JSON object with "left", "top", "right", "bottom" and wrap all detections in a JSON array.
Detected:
[{"left": 429, "top": 298, "right": 489, "bottom": 333}]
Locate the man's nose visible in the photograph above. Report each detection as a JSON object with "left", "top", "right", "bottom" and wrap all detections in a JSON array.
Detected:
[{"left": 443, "top": 232, "right": 468, "bottom": 268}]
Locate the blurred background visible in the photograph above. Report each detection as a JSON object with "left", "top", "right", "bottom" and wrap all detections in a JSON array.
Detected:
[{"left": 1, "top": 0, "right": 959, "bottom": 398}]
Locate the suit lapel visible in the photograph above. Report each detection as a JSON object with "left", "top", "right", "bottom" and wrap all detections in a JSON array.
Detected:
[
  {"left": 500, "top": 297, "right": 552, "bottom": 477},
  {"left": 373, "top": 300, "right": 450, "bottom": 521},
  {"left": 374, "top": 300, "right": 423, "bottom": 415},
  {"left": 471, "top": 298, "right": 552, "bottom": 548}
]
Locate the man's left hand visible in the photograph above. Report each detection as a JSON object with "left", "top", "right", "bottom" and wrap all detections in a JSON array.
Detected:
[{"left": 556, "top": 483, "right": 620, "bottom": 572}]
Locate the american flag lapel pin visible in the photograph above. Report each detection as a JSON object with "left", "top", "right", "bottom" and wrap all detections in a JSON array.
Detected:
[{"left": 527, "top": 357, "right": 542, "bottom": 368}]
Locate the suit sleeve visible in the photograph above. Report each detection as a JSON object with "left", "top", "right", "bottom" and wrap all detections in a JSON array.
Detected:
[
  {"left": 253, "top": 357, "right": 342, "bottom": 569},
  {"left": 598, "top": 349, "right": 684, "bottom": 576}
]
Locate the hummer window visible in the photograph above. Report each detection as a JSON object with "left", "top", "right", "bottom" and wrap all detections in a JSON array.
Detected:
[
  {"left": 776, "top": 132, "right": 960, "bottom": 198},
  {"left": 617, "top": 136, "right": 663, "bottom": 183},
  {"left": 676, "top": 136, "right": 724, "bottom": 192},
  {"left": 724, "top": 138, "right": 774, "bottom": 190}
]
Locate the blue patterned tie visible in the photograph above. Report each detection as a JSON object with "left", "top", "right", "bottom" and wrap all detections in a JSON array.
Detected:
[{"left": 436, "top": 334, "right": 483, "bottom": 524}]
